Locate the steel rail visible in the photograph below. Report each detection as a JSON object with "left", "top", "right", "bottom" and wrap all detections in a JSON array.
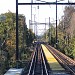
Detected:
[
  {"left": 46, "top": 45, "right": 75, "bottom": 75},
  {"left": 28, "top": 47, "right": 36, "bottom": 75},
  {"left": 28, "top": 44, "right": 49, "bottom": 75},
  {"left": 32, "top": 46, "right": 38, "bottom": 75}
]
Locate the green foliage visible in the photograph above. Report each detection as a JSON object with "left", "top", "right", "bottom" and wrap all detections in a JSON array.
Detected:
[
  {"left": 57, "top": 5, "right": 75, "bottom": 59},
  {"left": 26, "top": 29, "right": 35, "bottom": 47},
  {"left": 48, "top": 25, "right": 56, "bottom": 46},
  {"left": 64, "top": 44, "right": 74, "bottom": 58},
  {"left": 0, "top": 11, "right": 35, "bottom": 74}
]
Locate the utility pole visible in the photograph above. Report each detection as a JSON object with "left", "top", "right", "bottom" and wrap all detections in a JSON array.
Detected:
[
  {"left": 56, "top": 0, "right": 58, "bottom": 48},
  {"left": 29, "top": 20, "right": 31, "bottom": 29},
  {"left": 16, "top": 0, "right": 19, "bottom": 68},
  {"left": 45, "top": 18, "right": 46, "bottom": 42},
  {"left": 31, "top": 0, "right": 33, "bottom": 31},
  {"left": 49, "top": 17, "right": 50, "bottom": 45},
  {"left": 34, "top": 15, "right": 36, "bottom": 40}
]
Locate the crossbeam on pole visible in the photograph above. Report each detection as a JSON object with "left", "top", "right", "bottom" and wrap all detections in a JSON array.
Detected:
[
  {"left": 31, "top": 23, "right": 49, "bottom": 25},
  {"left": 18, "top": 2, "right": 75, "bottom": 5},
  {"left": 30, "top": 22, "right": 55, "bottom": 25}
]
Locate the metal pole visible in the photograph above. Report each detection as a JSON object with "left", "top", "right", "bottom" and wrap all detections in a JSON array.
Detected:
[
  {"left": 34, "top": 15, "right": 35, "bottom": 39},
  {"left": 56, "top": 0, "right": 58, "bottom": 48},
  {"left": 49, "top": 17, "right": 50, "bottom": 44},
  {"left": 16, "top": 0, "right": 19, "bottom": 67},
  {"left": 31, "top": 0, "right": 33, "bottom": 30},
  {"left": 36, "top": 24, "right": 37, "bottom": 40},
  {"left": 0, "top": 38, "right": 1, "bottom": 55},
  {"left": 29, "top": 20, "right": 31, "bottom": 29},
  {"left": 45, "top": 18, "right": 46, "bottom": 42}
]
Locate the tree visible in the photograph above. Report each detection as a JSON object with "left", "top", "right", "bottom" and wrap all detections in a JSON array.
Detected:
[
  {"left": 26, "top": 29, "right": 34, "bottom": 46},
  {"left": 57, "top": 5, "right": 75, "bottom": 59}
]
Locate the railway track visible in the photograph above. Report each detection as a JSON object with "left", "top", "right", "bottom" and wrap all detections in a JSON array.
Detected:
[
  {"left": 46, "top": 45, "right": 75, "bottom": 75},
  {"left": 27, "top": 44, "right": 49, "bottom": 75}
]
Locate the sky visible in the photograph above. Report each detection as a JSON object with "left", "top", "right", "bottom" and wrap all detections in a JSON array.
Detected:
[{"left": 0, "top": 0, "right": 75, "bottom": 35}]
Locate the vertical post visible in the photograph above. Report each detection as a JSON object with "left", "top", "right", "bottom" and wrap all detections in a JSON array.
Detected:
[
  {"left": 49, "top": 17, "right": 50, "bottom": 44},
  {"left": 36, "top": 22, "right": 37, "bottom": 41},
  {"left": 31, "top": 0, "right": 33, "bottom": 31},
  {"left": 29, "top": 20, "right": 31, "bottom": 29},
  {"left": 36, "top": 24, "right": 37, "bottom": 40},
  {"left": 0, "top": 38, "right": 1, "bottom": 55},
  {"left": 34, "top": 15, "right": 35, "bottom": 40},
  {"left": 16, "top": 0, "right": 19, "bottom": 66},
  {"left": 68, "top": 34, "right": 69, "bottom": 46},
  {"left": 56, "top": 0, "right": 58, "bottom": 48},
  {"left": 45, "top": 18, "right": 46, "bottom": 42}
]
